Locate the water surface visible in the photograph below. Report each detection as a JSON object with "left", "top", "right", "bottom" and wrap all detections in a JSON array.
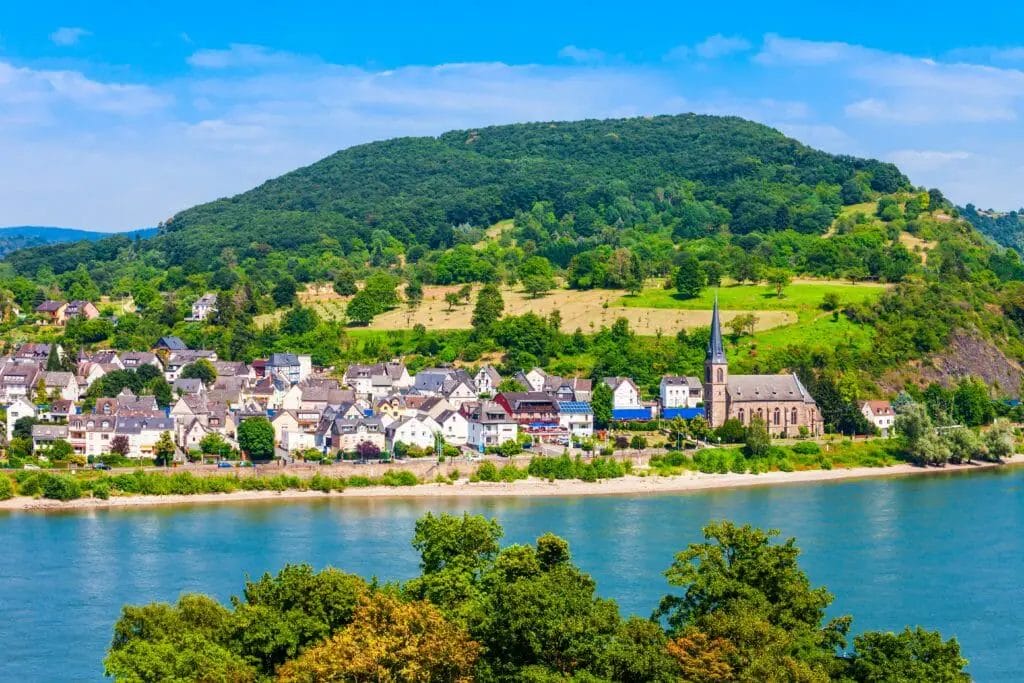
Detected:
[{"left": 2, "top": 467, "right": 1023, "bottom": 681}]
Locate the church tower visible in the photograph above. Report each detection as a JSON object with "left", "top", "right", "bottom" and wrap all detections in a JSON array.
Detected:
[{"left": 704, "top": 295, "right": 729, "bottom": 428}]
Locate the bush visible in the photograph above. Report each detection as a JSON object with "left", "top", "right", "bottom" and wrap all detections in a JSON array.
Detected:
[
  {"left": 346, "top": 476, "right": 373, "bottom": 488},
  {"left": 0, "top": 475, "right": 14, "bottom": 500},
  {"left": 92, "top": 480, "right": 111, "bottom": 500},
  {"left": 42, "top": 474, "right": 82, "bottom": 501},
  {"left": 378, "top": 470, "right": 418, "bottom": 487},
  {"left": 792, "top": 441, "right": 822, "bottom": 455},
  {"left": 716, "top": 419, "right": 747, "bottom": 444},
  {"left": 475, "top": 461, "right": 499, "bottom": 482}
]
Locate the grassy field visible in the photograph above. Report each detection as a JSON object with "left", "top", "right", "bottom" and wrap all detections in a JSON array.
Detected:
[
  {"left": 615, "top": 279, "right": 885, "bottom": 311},
  {"left": 257, "top": 283, "right": 797, "bottom": 335}
]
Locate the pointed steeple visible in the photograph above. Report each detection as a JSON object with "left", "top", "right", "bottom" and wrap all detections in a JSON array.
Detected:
[{"left": 707, "top": 293, "right": 727, "bottom": 365}]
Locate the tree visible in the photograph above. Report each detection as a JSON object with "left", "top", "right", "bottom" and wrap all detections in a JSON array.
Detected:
[
  {"left": 345, "top": 289, "right": 378, "bottom": 325},
  {"left": 13, "top": 416, "right": 37, "bottom": 439},
  {"left": 984, "top": 418, "right": 1016, "bottom": 461},
  {"left": 591, "top": 381, "right": 613, "bottom": 429},
  {"left": 180, "top": 359, "right": 216, "bottom": 386},
  {"left": 745, "top": 416, "right": 771, "bottom": 457},
  {"left": 276, "top": 593, "right": 480, "bottom": 683},
  {"left": 845, "top": 627, "right": 969, "bottom": 682},
  {"left": 457, "top": 283, "right": 473, "bottom": 302},
  {"left": 332, "top": 267, "right": 358, "bottom": 296},
  {"left": 199, "top": 432, "right": 229, "bottom": 457},
  {"left": 237, "top": 417, "right": 275, "bottom": 461},
  {"left": 110, "top": 435, "right": 130, "bottom": 457},
  {"left": 497, "top": 378, "right": 527, "bottom": 393},
  {"left": 519, "top": 256, "right": 556, "bottom": 298},
  {"left": 405, "top": 279, "right": 424, "bottom": 308},
  {"left": 153, "top": 431, "right": 176, "bottom": 466},
  {"left": 46, "top": 439, "right": 74, "bottom": 461},
  {"left": 726, "top": 312, "right": 758, "bottom": 338},
  {"left": 280, "top": 306, "right": 320, "bottom": 336},
  {"left": 952, "top": 377, "right": 994, "bottom": 427},
  {"left": 715, "top": 418, "right": 747, "bottom": 444},
  {"left": 148, "top": 377, "right": 173, "bottom": 408},
  {"left": 703, "top": 261, "right": 724, "bottom": 288},
  {"left": 657, "top": 521, "right": 850, "bottom": 681},
  {"left": 766, "top": 268, "right": 792, "bottom": 298},
  {"left": 674, "top": 253, "right": 705, "bottom": 299},
  {"left": 45, "top": 344, "right": 62, "bottom": 371},
  {"left": 272, "top": 277, "right": 298, "bottom": 307},
  {"left": 444, "top": 291, "right": 460, "bottom": 311},
  {"left": 471, "top": 283, "right": 504, "bottom": 335},
  {"left": 355, "top": 441, "right": 380, "bottom": 461},
  {"left": 523, "top": 274, "right": 555, "bottom": 298}
]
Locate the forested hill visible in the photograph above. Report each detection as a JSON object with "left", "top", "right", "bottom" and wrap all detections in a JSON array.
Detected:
[
  {"left": 960, "top": 204, "right": 1024, "bottom": 252},
  {"left": 6, "top": 114, "right": 908, "bottom": 276},
  {"left": 0, "top": 226, "right": 156, "bottom": 259}
]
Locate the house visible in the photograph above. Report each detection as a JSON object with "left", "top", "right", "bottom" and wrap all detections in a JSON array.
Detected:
[
  {"left": 15, "top": 343, "right": 53, "bottom": 362},
  {"left": 464, "top": 401, "right": 518, "bottom": 449},
  {"left": 604, "top": 376, "right": 652, "bottom": 421},
  {"left": 267, "top": 353, "right": 311, "bottom": 385},
  {"left": 474, "top": 366, "right": 502, "bottom": 395},
  {"left": 173, "top": 378, "right": 205, "bottom": 396},
  {"left": 119, "top": 351, "right": 161, "bottom": 371},
  {"left": 322, "top": 416, "right": 386, "bottom": 455},
  {"left": 271, "top": 409, "right": 323, "bottom": 446},
  {"left": 65, "top": 300, "right": 100, "bottom": 320},
  {"left": 163, "top": 349, "right": 217, "bottom": 382},
  {"left": 75, "top": 414, "right": 116, "bottom": 457},
  {"left": 213, "top": 360, "right": 252, "bottom": 379},
  {"left": 414, "top": 368, "right": 477, "bottom": 407},
  {"left": 861, "top": 400, "right": 896, "bottom": 436},
  {"left": 495, "top": 392, "right": 560, "bottom": 425},
  {"left": 115, "top": 416, "right": 176, "bottom": 458},
  {"left": 660, "top": 376, "right": 704, "bottom": 415},
  {"left": 436, "top": 409, "right": 469, "bottom": 446},
  {"left": 31, "top": 423, "right": 69, "bottom": 451},
  {"left": 385, "top": 414, "right": 441, "bottom": 452},
  {"left": 6, "top": 396, "right": 37, "bottom": 441},
  {"left": 343, "top": 361, "right": 412, "bottom": 399},
  {"left": 0, "top": 363, "right": 41, "bottom": 404},
  {"left": 42, "top": 371, "right": 79, "bottom": 402},
  {"left": 558, "top": 401, "right": 594, "bottom": 438},
  {"left": 153, "top": 336, "right": 188, "bottom": 352},
  {"left": 35, "top": 300, "right": 67, "bottom": 325},
  {"left": 189, "top": 293, "right": 218, "bottom": 322}
]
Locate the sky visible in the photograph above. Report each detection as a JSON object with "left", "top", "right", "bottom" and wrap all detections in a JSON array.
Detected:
[{"left": 2, "top": 1, "right": 1024, "bottom": 230}]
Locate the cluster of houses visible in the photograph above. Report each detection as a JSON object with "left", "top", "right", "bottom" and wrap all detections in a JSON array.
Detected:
[
  {"left": 2, "top": 304, "right": 901, "bottom": 462},
  {"left": 0, "top": 332, "right": 726, "bottom": 463},
  {"left": 34, "top": 300, "right": 100, "bottom": 326}
]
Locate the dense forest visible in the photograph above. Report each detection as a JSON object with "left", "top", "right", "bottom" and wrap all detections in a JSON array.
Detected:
[
  {"left": 3, "top": 114, "right": 1024, "bottom": 432},
  {"left": 104, "top": 512, "right": 969, "bottom": 682},
  {"left": 960, "top": 204, "right": 1024, "bottom": 252}
]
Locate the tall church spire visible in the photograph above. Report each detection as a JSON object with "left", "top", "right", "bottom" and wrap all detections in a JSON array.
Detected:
[{"left": 707, "top": 293, "right": 727, "bottom": 364}]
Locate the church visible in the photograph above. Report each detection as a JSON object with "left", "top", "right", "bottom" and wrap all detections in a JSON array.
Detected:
[{"left": 703, "top": 298, "right": 823, "bottom": 437}]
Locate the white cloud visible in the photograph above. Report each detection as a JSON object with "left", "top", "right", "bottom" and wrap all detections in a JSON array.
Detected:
[
  {"left": 187, "top": 43, "right": 303, "bottom": 69},
  {"left": 558, "top": 45, "right": 606, "bottom": 64},
  {"left": 50, "top": 27, "right": 90, "bottom": 46},
  {"left": 0, "top": 61, "right": 170, "bottom": 116},
  {"left": 887, "top": 149, "right": 971, "bottom": 171},
  {"left": 755, "top": 34, "right": 852, "bottom": 65},
  {"left": 695, "top": 34, "right": 751, "bottom": 59}
]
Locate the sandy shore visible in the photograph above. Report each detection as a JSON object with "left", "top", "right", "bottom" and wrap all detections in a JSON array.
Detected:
[{"left": 3, "top": 455, "right": 1022, "bottom": 513}]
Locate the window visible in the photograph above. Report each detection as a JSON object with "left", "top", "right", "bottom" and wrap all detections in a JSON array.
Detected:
[
  {"left": 773, "top": 408, "right": 781, "bottom": 426},
  {"left": 756, "top": 408, "right": 763, "bottom": 420},
  {"left": 791, "top": 408, "right": 799, "bottom": 425},
  {"left": 738, "top": 408, "right": 745, "bottom": 423},
  {"left": 715, "top": 368, "right": 724, "bottom": 383}
]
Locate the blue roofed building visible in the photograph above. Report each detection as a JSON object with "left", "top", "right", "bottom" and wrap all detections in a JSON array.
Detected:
[{"left": 557, "top": 401, "right": 593, "bottom": 438}]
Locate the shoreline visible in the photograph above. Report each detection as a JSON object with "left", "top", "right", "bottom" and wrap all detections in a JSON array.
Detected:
[{"left": 3, "top": 455, "right": 1022, "bottom": 512}]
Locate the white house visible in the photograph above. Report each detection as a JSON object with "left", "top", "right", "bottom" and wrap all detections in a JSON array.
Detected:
[
  {"left": 115, "top": 416, "right": 175, "bottom": 458},
  {"left": 6, "top": 396, "right": 37, "bottom": 441},
  {"left": 861, "top": 400, "right": 896, "bottom": 436},
  {"left": 465, "top": 401, "right": 518, "bottom": 449},
  {"left": 558, "top": 401, "right": 594, "bottom": 438},
  {"left": 604, "top": 376, "right": 642, "bottom": 410},
  {"left": 436, "top": 409, "right": 469, "bottom": 446},
  {"left": 385, "top": 414, "right": 441, "bottom": 452},
  {"left": 659, "top": 376, "right": 703, "bottom": 409},
  {"left": 189, "top": 293, "right": 218, "bottom": 322},
  {"left": 474, "top": 366, "right": 502, "bottom": 396}
]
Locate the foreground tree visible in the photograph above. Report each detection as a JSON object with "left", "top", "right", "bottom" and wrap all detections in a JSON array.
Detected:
[
  {"left": 237, "top": 417, "right": 274, "bottom": 461},
  {"left": 180, "top": 359, "right": 216, "bottom": 386},
  {"left": 471, "top": 283, "right": 504, "bottom": 336},
  {"left": 845, "top": 627, "right": 969, "bottom": 682},
  {"left": 153, "top": 431, "right": 176, "bottom": 466},
  {"left": 277, "top": 593, "right": 479, "bottom": 683}
]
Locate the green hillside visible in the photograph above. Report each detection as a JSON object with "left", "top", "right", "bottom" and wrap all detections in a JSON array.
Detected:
[{"left": 3, "top": 113, "right": 1024, "bottom": 426}]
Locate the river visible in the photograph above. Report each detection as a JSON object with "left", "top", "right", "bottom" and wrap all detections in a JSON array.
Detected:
[{"left": 2, "top": 466, "right": 1023, "bottom": 681}]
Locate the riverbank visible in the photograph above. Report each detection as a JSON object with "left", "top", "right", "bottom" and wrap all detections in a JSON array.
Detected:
[{"left": 3, "top": 455, "right": 1022, "bottom": 512}]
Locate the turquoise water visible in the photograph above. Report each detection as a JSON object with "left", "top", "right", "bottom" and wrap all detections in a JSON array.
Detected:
[{"left": 3, "top": 467, "right": 1024, "bottom": 681}]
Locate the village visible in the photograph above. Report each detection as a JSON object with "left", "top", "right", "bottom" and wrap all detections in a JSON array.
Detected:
[{"left": 2, "top": 296, "right": 898, "bottom": 465}]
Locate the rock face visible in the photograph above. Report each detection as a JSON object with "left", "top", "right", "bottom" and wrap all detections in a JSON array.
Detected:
[{"left": 881, "top": 330, "right": 1024, "bottom": 397}]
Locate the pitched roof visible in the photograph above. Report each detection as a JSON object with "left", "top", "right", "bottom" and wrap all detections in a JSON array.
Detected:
[
  {"left": 862, "top": 400, "right": 894, "bottom": 415},
  {"left": 154, "top": 336, "right": 188, "bottom": 351},
  {"left": 726, "top": 373, "right": 816, "bottom": 404}
]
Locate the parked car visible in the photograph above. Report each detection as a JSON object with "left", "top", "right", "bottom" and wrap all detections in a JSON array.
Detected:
[
  {"left": 92, "top": 463, "right": 112, "bottom": 471},
  {"left": 22, "top": 464, "right": 40, "bottom": 470},
  {"left": 217, "top": 461, "right": 233, "bottom": 469}
]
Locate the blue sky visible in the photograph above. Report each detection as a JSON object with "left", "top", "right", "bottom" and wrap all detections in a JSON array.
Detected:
[{"left": 2, "top": 1, "right": 1024, "bottom": 229}]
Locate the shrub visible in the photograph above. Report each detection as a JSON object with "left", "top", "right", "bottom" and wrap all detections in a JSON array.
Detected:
[
  {"left": 379, "top": 470, "right": 418, "bottom": 487},
  {"left": 42, "top": 474, "right": 82, "bottom": 501},
  {"left": 347, "top": 476, "right": 373, "bottom": 488},
  {"left": 475, "top": 461, "right": 499, "bottom": 482},
  {"left": 0, "top": 475, "right": 14, "bottom": 500},
  {"left": 792, "top": 441, "right": 822, "bottom": 455},
  {"left": 92, "top": 480, "right": 111, "bottom": 500}
]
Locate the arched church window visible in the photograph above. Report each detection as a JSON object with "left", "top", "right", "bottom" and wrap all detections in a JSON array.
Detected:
[
  {"left": 773, "top": 408, "right": 781, "bottom": 426},
  {"left": 791, "top": 407, "right": 799, "bottom": 425},
  {"left": 738, "top": 408, "right": 745, "bottom": 423},
  {"left": 716, "top": 367, "right": 724, "bottom": 383}
]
